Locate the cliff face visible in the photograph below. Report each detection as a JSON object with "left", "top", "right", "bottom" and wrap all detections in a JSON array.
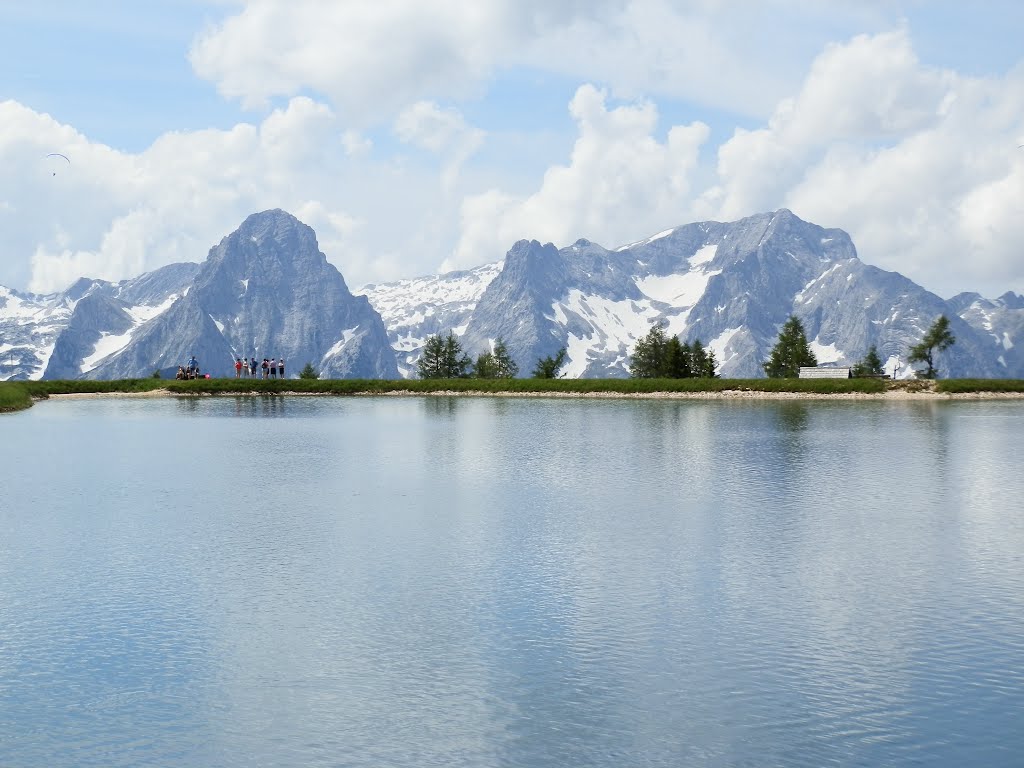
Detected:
[
  {"left": 82, "top": 209, "right": 398, "bottom": 379},
  {"left": 3, "top": 208, "right": 1022, "bottom": 381}
]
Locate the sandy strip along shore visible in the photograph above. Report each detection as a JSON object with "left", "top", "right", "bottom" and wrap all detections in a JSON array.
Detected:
[{"left": 45, "top": 389, "right": 1024, "bottom": 401}]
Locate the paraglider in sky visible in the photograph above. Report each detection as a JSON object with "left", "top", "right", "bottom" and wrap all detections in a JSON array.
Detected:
[{"left": 45, "top": 153, "right": 70, "bottom": 176}]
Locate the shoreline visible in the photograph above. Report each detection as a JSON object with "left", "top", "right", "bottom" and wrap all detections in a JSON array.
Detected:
[{"left": 44, "top": 388, "right": 1024, "bottom": 402}]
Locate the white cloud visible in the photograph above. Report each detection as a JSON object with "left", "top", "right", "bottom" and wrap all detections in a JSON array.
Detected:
[
  {"left": 189, "top": 0, "right": 627, "bottom": 122},
  {"left": 449, "top": 84, "right": 709, "bottom": 269},
  {"left": 188, "top": 0, "right": 891, "bottom": 124},
  {"left": 699, "top": 29, "right": 1024, "bottom": 296},
  {"left": 0, "top": 97, "right": 452, "bottom": 294},
  {"left": 394, "top": 101, "right": 485, "bottom": 190}
]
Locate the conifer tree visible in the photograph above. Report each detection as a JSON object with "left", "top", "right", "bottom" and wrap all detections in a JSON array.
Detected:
[
  {"left": 763, "top": 316, "right": 817, "bottom": 378},
  {"left": 907, "top": 315, "right": 955, "bottom": 379},
  {"left": 664, "top": 337, "right": 690, "bottom": 378},
  {"left": 532, "top": 347, "right": 568, "bottom": 379},
  {"left": 688, "top": 339, "right": 718, "bottom": 378},
  {"left": 852, "top": 345, "right": 885, "bottom": 377},
  {"left": 630, "top": 322, "right": 669, "bottom": 378},
  {"left": 492, "top": 338, "right": 519, "bottom": 378},
  {"left": 418, "top": 331, "right": 471, "bottom": 378},
  {"left": 473, "top": 351, "right": 497, "bottom": 379}
]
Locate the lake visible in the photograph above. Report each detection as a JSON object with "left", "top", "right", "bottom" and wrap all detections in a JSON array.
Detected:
[{"left": 1, "top": 395, "right": 1022, "bottom": 767}]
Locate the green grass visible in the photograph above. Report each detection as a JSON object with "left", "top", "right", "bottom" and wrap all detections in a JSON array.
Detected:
[
  {"left": 0, "top": 382, "right": 32, "bottom": 413},
  {"left": 4, "top": 376, "right": 1023, "bottom": 415},
  {"left": 935, "top": 378, "right": 1024, "bottom": 394}
]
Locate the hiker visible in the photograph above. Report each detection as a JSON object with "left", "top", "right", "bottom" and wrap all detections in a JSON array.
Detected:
[
  {"left": 176, "top": 366, "right": 186, "bottom": 380},
  {"left": 270, "top": 358, "right": 277, "bottom": 378},
  {"left": 278, "top": 358, "right": 285, "bottom": 379},
  {"left": 234, "top": 358, "right": 243, "bottom": 378},
  {"left": 251, "top": 357, "right": 258, "bottom": 379},
  {"left": 262, "top": 358, "right": 269, "bottom": 379}
]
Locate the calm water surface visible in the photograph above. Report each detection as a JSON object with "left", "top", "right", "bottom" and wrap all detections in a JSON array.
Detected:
[{"left": 1, "top": 395, "right": 1022, "bottom": 766}]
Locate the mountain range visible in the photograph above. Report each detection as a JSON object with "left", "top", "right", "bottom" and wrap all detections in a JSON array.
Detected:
[{"left": 2, "top": 208, "right": 1021, "bottom": 381}]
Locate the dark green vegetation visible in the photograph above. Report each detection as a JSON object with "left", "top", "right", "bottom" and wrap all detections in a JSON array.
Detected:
[
  {"left": 3, "top": 375, "right": 1023, "bottom": 415},
  {"left": 852, "top": 345, "right": 886, "bottom": 377},
  {"left": 0, "top": 382, "right": 32, "bottom": 413},
  {"left": 763, "top": 316, "right": 818, "bottom": 378},
  {"left": 908, "top": 315, "right": 956, "bottom": 379},
  {"left": 630, "top": 322, "right": 718, "bottom": 379},
  {"left": 935, "top": 379, "right": 1024, "bottom": 393},
  {"left": 418, "top": 333, "right": 519, "bottom": 379},
  {"left": 532, "top": 347, "right": 568, "bottom": 379}
]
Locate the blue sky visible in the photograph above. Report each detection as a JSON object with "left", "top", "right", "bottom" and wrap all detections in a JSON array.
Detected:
[{"left": 1, "top": 1, "right": 1022, "bottom": 298}]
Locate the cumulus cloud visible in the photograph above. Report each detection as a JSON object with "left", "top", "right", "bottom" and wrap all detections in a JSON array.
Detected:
[
  {"left": 190, "top": 0, "right": 628, "bottom": 123},
  {"left": 697, "top": 29, "right": 1024, "bottom": 296},
  {"left": 189, "top": 0, "right": 889, "bottom": 124},
  {"left": 393, "top": 101, "right": 485, "bottom": 189},
  {"left": 0, "top": 97, "right": 450, "bottom": 294},
  {"left": 449, "top": 84, "right": 709, "bottom": 268}
]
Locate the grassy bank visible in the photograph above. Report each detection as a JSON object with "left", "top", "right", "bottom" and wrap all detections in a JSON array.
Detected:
[
  {"left": 0, "top": 382, "right": 32, "bottom": 413},
  {"left": 935, "top": 378, "right": 1024, "bottom": 393},
  {"left": 3, "top": 375, "right": 1023, "bottom": 414}
]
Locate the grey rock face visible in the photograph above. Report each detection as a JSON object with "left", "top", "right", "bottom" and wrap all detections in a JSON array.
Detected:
[
  {"left": 451, "top": 209, "right": 1023, "bottom": 378},
  {"left": 88, "top": 209, "right": 398, "bottom": 379},
  {"left": 355, "top": 263, "right": 501, "bottom": 377},
  {"left": 4, "top": 208, "right": 1022, "bottom": 381}
]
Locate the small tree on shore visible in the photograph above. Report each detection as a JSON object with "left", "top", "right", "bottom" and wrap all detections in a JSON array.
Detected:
[
  {"left": 690, "top": 339, "right": 718, "bottom": 378},
  {"left": 472, "top": 351, "right": 498, "bottom": 379},
  {"left": 532, "top": 347, "right": 568, "bottom": 379},
  {"left": 492, "top": 338, "right": 519, "bottom": 379},
  {"left": 852, "top": 345, "right": 885, "bottom": 378},
  {"left": 630, "top": 322, "right": 669, "bottom": 378},
  {"left": 763, "top": 316, "right": 817, "bottom": 378},
  {"left": 475, "top": 338, "right": 519, "bottom": 379},
  {"left": 908, "top": 315, "right": 955, "bottom": 379},
  {"left": 299, "top": 362, "right": 319, "bottom": 380},
  {"left": 418, "top": 331, "right": 471, "bottom": 379}
]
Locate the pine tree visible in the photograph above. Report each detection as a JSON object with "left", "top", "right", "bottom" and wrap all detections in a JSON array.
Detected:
[
  {"left": 630, "top": 322, "right": 669, "bottom": 378},
  {"left": 664, "top": 337, "right": 690, "bottom": 378},
  {"left": 852, "top": 345, "right": 885, "bottom": 377},
  {"left": 686, "top": 339, "right": 718, "bottom": 378},
  {"left": 418, "top": 331, "right": 471, "bottom": 378},
  {"left": 417, "top": 334, "right": 447, "bottom": 379},
  {"left": 532, "top": 347, "right": 568, "bottom": 379},
  {"left": 492, "top": 338, "right": 519, "bottom": 378},
  {"left": 473, "top": 351, "right": 498, "bottom": 379},
  {"left": 763, "top": 316, "right": 818, "bottom": 378},
  {"left": 298, "top": 362, "right": 319, "bottom": 379},
  {"left": 907, "top": 315, "right": 955, "bottom": 379},
  {"left": 441, "top": 331, "right": 471, "bottom": 378}
]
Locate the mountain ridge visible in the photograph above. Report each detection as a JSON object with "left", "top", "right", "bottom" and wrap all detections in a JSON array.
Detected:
[{"left": 2, "top": 208, "right": 1021, "bottom": 381}]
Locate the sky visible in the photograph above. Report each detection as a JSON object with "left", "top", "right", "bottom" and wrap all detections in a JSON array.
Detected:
[{"left": 1, "top": 0, "right": 1022, "bottom": 299}]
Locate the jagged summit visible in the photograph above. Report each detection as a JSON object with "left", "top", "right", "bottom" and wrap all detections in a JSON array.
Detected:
[{"left": 2, "top": 208, "right": 1021, "bottom": 381}]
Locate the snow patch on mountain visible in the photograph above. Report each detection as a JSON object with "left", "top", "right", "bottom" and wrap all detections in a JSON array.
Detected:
[
  {"left": 810, "top": 338, "right": 844, "bottom": 363},
  {"left": 81, "top": 330, "right": 135, "bottom": 373},
  {"left": 636, "top": 269, "right": 721, "bottom": 309},
  {"left": 689, "top": 244, "right": 718, "bottom": 267},
  {"left": 356, "top": 262, "right": 501, "bottom": 377},
  {"left": 555, "top": 290, "right": 662, "bottom": 378},
  {"left": 709, "top": 326, "right": 743, "bottom": 368},
  {"left": 323, "top": 327, "right": 360, "bottom": 360}
]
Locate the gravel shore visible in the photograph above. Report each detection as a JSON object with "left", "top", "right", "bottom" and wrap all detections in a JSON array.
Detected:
[{"left": 45, "top": 388, "right": 1024, "bottom": 401}]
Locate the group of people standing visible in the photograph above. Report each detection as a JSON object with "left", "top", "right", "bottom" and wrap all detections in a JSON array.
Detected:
[
  {"left": 234, "top": 356, "right": 286, "bottom": 379},
  {"left": 176, "top": 355, "right": 204, "bottom": 379}
]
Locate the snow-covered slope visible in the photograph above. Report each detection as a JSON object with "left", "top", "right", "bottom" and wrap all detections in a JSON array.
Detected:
[
  {"left": 3, "top": 208, "right": 1022, "bottom": 380},
  {"left": 355, "top": 263, "right": 501, "bottom": 377}
]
